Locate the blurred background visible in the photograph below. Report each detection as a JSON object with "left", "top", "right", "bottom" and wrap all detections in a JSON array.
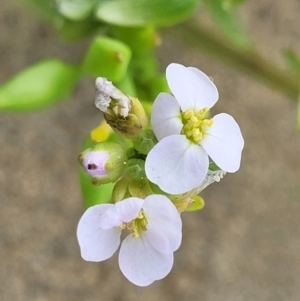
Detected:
[{"left": 0, "top": 0, "right": 300, "bottom": 300}]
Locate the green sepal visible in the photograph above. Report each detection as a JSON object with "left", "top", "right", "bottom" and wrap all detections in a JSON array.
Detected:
[
  {"left": 0, "top": 59, "right": 80, "bottom": 111},
  {"left": 81, "top": 36, "right": 131, "bottom": 80},
  {"left": 132, "top": 129, "right": 158, "bottom": 155},
  {"left": 128, "top": 179, "right": 154, "bottom": 199},
  {"left": 185, "top": 195, "right": 205, "bottom": 212},
  {"left": 111, "top": 177, "right": 131, "bottom": 203},
  {"left": 126, "top": 159, "right": 146, "bottom": 180},
  {"left": 209, "top": 161, "right": 221, "bottom": 171}
]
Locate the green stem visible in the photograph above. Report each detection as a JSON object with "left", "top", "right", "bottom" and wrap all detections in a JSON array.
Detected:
[{"left": 164, "top": 21, "right": 299, "bottom": 100}]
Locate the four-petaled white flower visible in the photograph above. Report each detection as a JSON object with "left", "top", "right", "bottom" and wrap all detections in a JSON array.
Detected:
[
  {"left": 77, "top": 195, "right": 182, "bottom": 286},
  {"left": 145, "top": 63, "right": 244, "bottom": 194}
]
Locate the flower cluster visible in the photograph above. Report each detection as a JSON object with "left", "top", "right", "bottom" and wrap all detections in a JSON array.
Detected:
[{"left": 77, "top": 63, "right": 244, "bottom": 286}]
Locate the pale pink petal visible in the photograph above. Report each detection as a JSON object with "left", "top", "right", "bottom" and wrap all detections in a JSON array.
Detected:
[
  {"left": 145, "top": 135, "right": 209, "bottom": 194},
  {"left": 166, "top": 63, "right": 219, "bottom": 112},
  {"left": 119, "top": 235, "right": 174, "bottom": 286},
  {"left": 77, "top": 204, "right": 121, "bottom": 261},
  {"left": 188, "top": 67, "right": 219, "bottom": 111},
  {"left": 99, "top": 197, "right": 144, "bottom": 229},
  {"left": 151, "top": 92, "right": 183, "bottom": 141},
  {"left": 201, "top": 113, "right": 244, "bottom": 172},
  {"left": 143, "top": 195, "right": 182, "bottom": 253}
]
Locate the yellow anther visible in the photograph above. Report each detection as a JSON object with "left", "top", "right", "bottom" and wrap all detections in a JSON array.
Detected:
[
  {"left": 181, "top": 107, "right": 213, "bottom": 144},
  {"left": 197, "top": 107, "right": 209, "bottom": 119},
  {"left": 183, "top": 110, "right": 194, "bottom": 120},
  {"left": 190, "top": 116, "right": 198, "bottom": 125},
  {"left": 183, "top": 123, "right": 193, "bottom": 131},
  {"left": 121, "top": 209, "right": 148, "bottom": 238}
]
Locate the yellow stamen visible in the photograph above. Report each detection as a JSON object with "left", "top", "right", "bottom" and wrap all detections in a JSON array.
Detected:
[{"left": 181, "top": 107, "right": 214, "bottom": 144}]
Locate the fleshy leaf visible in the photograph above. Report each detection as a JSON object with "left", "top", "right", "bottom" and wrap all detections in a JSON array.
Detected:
[
  {"left": 96, "top": 0, "right": 199, "bottom": 26},
  {"left": 0, "top": 59, "right": 79, "bottom": 111},
  {"left": 57, "top": 0, "right": 95, "bottom": 21},
  {"left": 81, "top": 36, "right": 131, "bottom": 81}
]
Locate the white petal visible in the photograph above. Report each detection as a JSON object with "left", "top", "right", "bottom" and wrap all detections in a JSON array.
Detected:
[
  {"left": 201, "top": 113, "right": 244, "bottom": 172},
  {"left": 188, "top": 67, "right": 219, "bottom": 111},
  {"left": 151, "top": 92, "right": 183, "bottom": 141},
  {"left": 119, "top": 235, "right": 174, "bottom": 286},
  {"left": 166, "top": 63, "right": 195, "bottom": 111},
  {"left": 145, "top": 135, "right": 209, "bottom": 194},
  {"left": 166, "top": 63, "right": 219, "bottom": 112},
  {"left": 99, "top": 197, "right": 144, "bottom": 229},
  {"left": 143, "top": 195, "right": 182, "bottom": 253},
  {"left": 77, "top": 204, "right": 121, "bottom": 262}
]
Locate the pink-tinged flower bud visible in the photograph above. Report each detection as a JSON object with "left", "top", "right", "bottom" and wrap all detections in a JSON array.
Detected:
[{"left": 78, "top": 142, "right": 127, "bottom": 185}]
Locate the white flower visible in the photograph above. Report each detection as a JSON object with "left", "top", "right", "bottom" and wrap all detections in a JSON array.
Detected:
[
  {"left": 77, "top": 195, "right": 182, "bottom": 286},
  {"left": 145, "top": 63, "right": 244, "bottom": 194}
]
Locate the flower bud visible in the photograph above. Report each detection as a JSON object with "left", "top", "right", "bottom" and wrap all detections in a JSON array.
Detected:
[
  {"left": 132, "top": 129, "right": 158, "bottom": 155},
  {"left": 111, "top": 177, "right": 131, "bottom": 203},
  {"left": 95, "top": 78, "right": 148, "bottom": 139},
  {"left": 126, "top": 159, "right": 146, "bottom": 180},
  {"left": 78, "top": 142, "right": 127, "bottom": 185}
]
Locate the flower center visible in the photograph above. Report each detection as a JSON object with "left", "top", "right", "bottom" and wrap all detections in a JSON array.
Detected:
[
  {"left": 181, "top": 108, "right": 214, "bottom": 144},
  {"left": 120, "top": 209, "right": 148, "bottom": 237}
]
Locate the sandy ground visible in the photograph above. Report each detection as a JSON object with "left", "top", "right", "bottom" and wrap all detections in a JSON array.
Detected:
[{"left": 1, "top": 0, "right": 300, "bottom": 300}]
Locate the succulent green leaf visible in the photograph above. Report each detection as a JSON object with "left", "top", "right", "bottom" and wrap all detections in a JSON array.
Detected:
[
  {"left": 0, "top": 59, "right": 80, "bottom": 111},
  {"left": 57, "top": 0, "right": 95, "bottom": 21},
  {"left": 81, "top": 36, "right": 131, "bottom": 81},
  {"left": 96, "top": 0, "right": 200, "bottom": 26},
  {"left": 110, "top": 26, "right": 158, "bottom": 56}
]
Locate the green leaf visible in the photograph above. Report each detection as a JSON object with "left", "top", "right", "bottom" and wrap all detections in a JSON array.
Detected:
[
  {"left": 81, "top": 36, "right": 132, "bottom": 81},
  {"left": 58, "top": 17, "right": 101, "bottom": 41},
  {"left": 109, "top": 26, "right": 158, "bottom": 56},
  {"left": 57, "top": 0, "right": 95, "bottom": 21},
  {"left": 283, "top": 48, "right": 300, "bottom": 76},
  {"left": 204, "top": 0, "right": 250, "bottom": 49},
  {"left": 96, "top": 0, "right": 200, "bottom": 27},
  {"left": 0, "top": 59, "right": 80, "bottom": 111}
]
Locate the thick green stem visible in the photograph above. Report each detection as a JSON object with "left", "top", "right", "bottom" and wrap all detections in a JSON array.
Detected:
[{"left": 164, "top": 21, "right": 299, "bottom": 100}]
